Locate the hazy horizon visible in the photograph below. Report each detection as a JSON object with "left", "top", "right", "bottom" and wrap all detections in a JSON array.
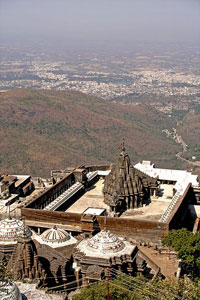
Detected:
[{"left": 0, "top": 0, "right": 200, "bottom": 52}]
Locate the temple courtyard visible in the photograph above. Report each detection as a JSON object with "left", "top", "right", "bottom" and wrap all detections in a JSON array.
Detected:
[
  {"left": 66, "top": 179, "right": 110, "bottom": 214},
  {"left": 65, "top": 179, "right": 174, "bottom": 222}
]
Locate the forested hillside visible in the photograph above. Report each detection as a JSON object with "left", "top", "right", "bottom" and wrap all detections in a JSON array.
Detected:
[{"left": 0, "top": 89, "right": 182, "bottom": 176}]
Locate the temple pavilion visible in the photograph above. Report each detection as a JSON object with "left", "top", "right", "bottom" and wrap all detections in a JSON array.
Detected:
[
  {"left": 0, "top": 217, "right": 31, "bottom": 261},
  {"left": 73, "top": 229, "right": 139, "bottom": 286}
]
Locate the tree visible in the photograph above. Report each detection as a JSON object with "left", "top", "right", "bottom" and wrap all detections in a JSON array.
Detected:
[
  {"left": 73, "top": 273, "right": 178, "bottom": 300},
  {"left": 72, "top": 272, "right": 200, "bottom": 300},
  {"left": 72, "top": 277, "right": 132, "bottom": 300},
  {"left": 162, "top": 228, "right": 200, "bottom": 277}
]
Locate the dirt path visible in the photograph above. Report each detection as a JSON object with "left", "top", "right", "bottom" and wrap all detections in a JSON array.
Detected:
[{"left": 176, "top": 151, "right": 200, "bottom": 167}]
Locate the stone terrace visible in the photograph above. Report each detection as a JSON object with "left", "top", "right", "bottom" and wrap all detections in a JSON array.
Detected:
[
  {"left": 121, "top": 184, "right": 174, "bottom": 221},
  {"left": 66, "top": 179, "right": 110, "bottom": 214},
  {"left": 66, "top": 181, "right": 174, "bottom": 222}
]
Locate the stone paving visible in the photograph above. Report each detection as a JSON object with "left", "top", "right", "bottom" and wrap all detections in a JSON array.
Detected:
[
  {"left": 65, "top": 182, "right": 175, "bottom": 222},
  {"left": 16, "top": 282, "right": 64, "bottom": 300},
  {"left": 66, "top": 179, "right": 110, "bottom": 214},
  {"left": 121, "top": 184, "right": 174, "bottom": 221}
]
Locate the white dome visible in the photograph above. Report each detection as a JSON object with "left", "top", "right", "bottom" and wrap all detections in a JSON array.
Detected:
[
  {"left": 0, "top": 281, "right": 22, "bottom": 300},
  {"left": 87, "top": 230, "right": 125, "bottom": 254},
  {"left": 41, "top": 226, "right": 71, "bottom": 244},
  {"left": 0, "top": 218, "right": 31, "bottom": 242}
]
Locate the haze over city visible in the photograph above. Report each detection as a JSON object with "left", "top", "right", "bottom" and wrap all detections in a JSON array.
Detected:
[{"left": 0, "top": 0, "right": 200, "bottom": 49}]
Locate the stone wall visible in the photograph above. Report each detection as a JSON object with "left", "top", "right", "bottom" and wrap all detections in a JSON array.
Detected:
[
  {"left": 96, "top": 216, "right": 168, "bottom": 244},
  {"left": 167, "top": 184, "right": 193, "bottom": 230},
  {"left": 21, "top": 208, "right": 168, "bottom": 244},
  {"left": 25, "top": 173, "right": 75, "bottom": 209},
  {"left": 21, "top": 208, "right": 81, "bottom": 225},
  {"left": 85, "top": 164, "right": 110, "bottom": 172}
]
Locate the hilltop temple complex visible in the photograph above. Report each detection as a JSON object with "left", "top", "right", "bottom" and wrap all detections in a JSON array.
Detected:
[{"left": 0, "top": 147, "right": 199, "bottom": 296}]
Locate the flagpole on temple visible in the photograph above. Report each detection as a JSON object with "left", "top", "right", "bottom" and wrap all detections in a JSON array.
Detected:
[
  {"left": 122, "top": 137, "right": 125, "bottom": 151},
  {"left": 115, "top": 138, "right": 125, "bottom": 152}
]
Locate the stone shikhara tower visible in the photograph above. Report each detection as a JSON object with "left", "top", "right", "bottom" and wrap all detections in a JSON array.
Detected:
[
  {"left": 8, "top": 235, "right": 45, "bottom": 281},
  {"left": 103, "top": 146, "right": 148, "bottom": 214}
]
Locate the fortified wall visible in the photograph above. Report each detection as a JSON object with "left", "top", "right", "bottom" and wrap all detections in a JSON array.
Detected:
[
  {"left": 167, "top": 183, "right": 194, "bottom": 230},
  {"left": 21, "top": 208, "right": 168, "bottom": 244}
]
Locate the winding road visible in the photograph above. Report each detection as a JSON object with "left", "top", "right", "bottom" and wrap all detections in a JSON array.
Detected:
[{"left": 165, "top": 128, "right": 200, "bottom": 167}]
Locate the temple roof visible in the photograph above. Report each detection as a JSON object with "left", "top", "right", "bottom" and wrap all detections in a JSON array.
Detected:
[
  {"left": 0, "top": 218, "right": 31, "bottom": 243},
  {"left": 76, "top": 229, "right": 136, "bottom": 258},
  {"left": 117, "top": 146, "right": 130, "bottom": 165},
  {"left": 87, "top": 230, "right": 125, "bottom": 254},
  {"left": 33, "top": 226, "right": 77, "bottom": 249},
  {"left": 41, "top": 226, "right": 71, "bottom": 243},
  {"left": 103, "top": 146, "right": 145, "bottom": 208}
]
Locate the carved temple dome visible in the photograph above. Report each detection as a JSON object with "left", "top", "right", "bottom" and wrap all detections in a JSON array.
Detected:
[
  {"left": 41, "top": 226, "right": 71, "bottom": 244},
  {"left": 0, "top": 217, "right": 31, "bottom": 242},
  {"left": 87, "top": 230, "right": 125, "bottom": 254},
  {"left": 0, "top": 281, "right": 22, "bottom": 300}
]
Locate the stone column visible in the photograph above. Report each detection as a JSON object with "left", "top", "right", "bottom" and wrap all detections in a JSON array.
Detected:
[
  {"left": 134, "top": 196, "right": 138, "bottom": 208},
  {"left": 151, "top": 189, "right": 157, "bottom": 200},
  {"left": 82, "top": 274, "right": 88, "bottom": 288},
  {"left": 75, "top": 270, "right": 80, "bottom": 288},
  {"left": 130, "top": 196, "right": 133, "bottom": 209},
  {"left": 126, "top": 197, "right": 129, "bottom": 209}
]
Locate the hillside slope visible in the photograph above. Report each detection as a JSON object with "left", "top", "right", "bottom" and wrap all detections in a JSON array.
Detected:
[
  {"left": 0, "top": 89, "right": 181, "bottom": 176},
  {"left": 177, "top": 112, "right": 200, "bottom": 161}
]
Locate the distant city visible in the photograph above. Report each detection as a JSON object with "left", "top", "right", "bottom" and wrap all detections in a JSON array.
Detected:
[{"left": 1, "top": 43, "right": 200, "bottom": 100}]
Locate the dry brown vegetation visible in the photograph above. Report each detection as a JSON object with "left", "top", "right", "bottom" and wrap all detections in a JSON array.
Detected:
[{"left": 0, "top": 88, "right": 182, "bottom": 176}]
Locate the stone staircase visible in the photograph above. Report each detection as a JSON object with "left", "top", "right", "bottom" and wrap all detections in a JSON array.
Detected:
[{"left": 44, "top": 182, "right": 84, "bottom": 211}]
